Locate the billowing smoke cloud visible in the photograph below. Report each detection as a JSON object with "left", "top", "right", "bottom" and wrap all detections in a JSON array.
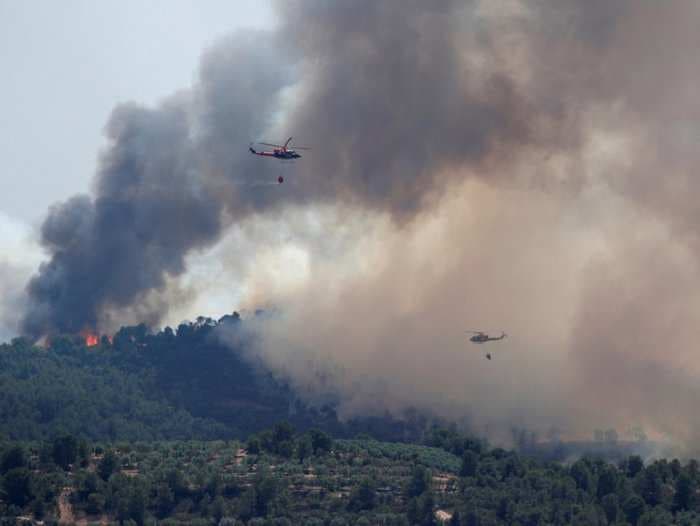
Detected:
[
  {"left": 0, "top": 262, "right": 31, "bottom": 342},
  {"left": 20, "top": 1, "right": 700, "bottom": 450},
  {"left": 21, "top": 1, "right": 590, "bottom": 336},
  {"left": 233, "top": 184, "right": 583, "bottom": 435},
  {"left": 22, "top": 32, "right": 292, "bottom": 336},
  {"left": 570, "top": 232, "right": 700, "bottom": 450}
]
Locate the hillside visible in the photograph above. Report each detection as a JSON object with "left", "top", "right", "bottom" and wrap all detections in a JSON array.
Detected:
[
  {"left": 0, "top": 315, "right": 430, "bottom": 443},
  {"left": 3, "top": 316, "right": 697, "bottom": 524},
  {"left": 1, "top": 424, "right": 699, "bottom": 525}
]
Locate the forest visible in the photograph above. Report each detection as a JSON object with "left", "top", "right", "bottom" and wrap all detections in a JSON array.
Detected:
[
  {"left": 1, "top": 423, "right": 699, "bottom": 525},
  {"left": 0, "top": 315, "right": 439, "bottom": 443},
  {"left": 0, "top": 316, "right": 696, "bottom": 524}
]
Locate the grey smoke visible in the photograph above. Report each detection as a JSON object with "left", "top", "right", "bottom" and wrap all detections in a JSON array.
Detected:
[
  {"left": 19, "top": 1, "right": 700, "bottom": 451},
  {"left": 22, "top": 32, "right": 291, "bottom": 336},
  {"left": 24, "top": 2, "right": 567, "bottom": 336},
  {"left": 0, "top": 262, "right": 30, "bottom": 342}
]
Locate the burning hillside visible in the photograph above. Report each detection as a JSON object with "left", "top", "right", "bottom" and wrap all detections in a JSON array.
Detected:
[{"left": 13, "top": 1, "right": 700, "bottom": 451}]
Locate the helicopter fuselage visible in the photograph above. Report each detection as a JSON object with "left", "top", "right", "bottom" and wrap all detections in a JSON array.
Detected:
[
  {"left": 272, "top": 149, "right": 301, "bottom": 159},
  {"left": 470, "top": 333, "right": 505, "bottom": 343},
  {"left": 249, "top": 147, "right": 301, "bottom": 160}
]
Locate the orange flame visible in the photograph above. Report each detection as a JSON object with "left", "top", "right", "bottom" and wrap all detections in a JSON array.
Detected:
[{"left": 80, "top": 329, "right": 99, "bottom": 347}]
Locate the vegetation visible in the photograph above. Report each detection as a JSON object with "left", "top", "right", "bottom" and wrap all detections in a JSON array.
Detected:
[
  {"left": 0, "top": 315, "right": 431, "bottom": 443},
  {"left": 0, "top": 334, "right": 229, "bottom": 441},
  {"left": 0, "top": 424, "right": 699, "bottom": 525},
  {"left": 1, "top": 317, "right": 697, "bottom": 524}
]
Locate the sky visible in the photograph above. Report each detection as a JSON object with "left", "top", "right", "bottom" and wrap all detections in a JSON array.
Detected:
[
  {"left": 0, "top": 0, "right": 273, "bottom": 225},
  {"left": 0, "top": 0, "right": 274, "bottom": 338}
]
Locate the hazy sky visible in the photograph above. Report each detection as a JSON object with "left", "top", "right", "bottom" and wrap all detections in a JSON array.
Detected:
[{"left": 0, "top": 0, "right": 273, "bottom": 225}]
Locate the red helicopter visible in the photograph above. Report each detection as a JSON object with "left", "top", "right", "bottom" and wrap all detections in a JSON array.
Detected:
[{"left": 249, "top": 137, "right": 310, "bottom": 183}]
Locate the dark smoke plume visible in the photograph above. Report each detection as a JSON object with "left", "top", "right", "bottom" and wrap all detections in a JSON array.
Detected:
[
  {"left": 23, "top": 1, "right": 595, "bottom": 336},
  {"left": 20, "top": 0, "right": 700, "bottom": 451},
  {"left": 22, "top": 33, "right": 290, "bottom": 336}
]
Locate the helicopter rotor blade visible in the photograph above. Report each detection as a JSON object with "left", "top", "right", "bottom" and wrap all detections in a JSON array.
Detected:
[{"left": 258, "top": 142, "right": 285, "bottom": 148}]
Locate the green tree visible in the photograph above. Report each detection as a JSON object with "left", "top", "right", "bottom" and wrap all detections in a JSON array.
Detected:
[
  {"left": 460, "top": 451, "right": 478, "bottom": 478},
  {"left": 570, "top": 460, "right": 594, "bottom": 493},
  {"left": 154, "top": 483, "right": 174, "bottom": 518},
  {"left": 276, "top": 440, "right": 295, "bottom": 458},
  {"left": 627, "top": 456, "right": 644, "bottom": 478},
  {"left": 77, "top": 471, "right": 101, "bottom": 500},
  {"left": 572, "top": 504, "right": 599, "bottom": 526},
  {"left": 166, "top": 468, "right": 188, "bottom": 499},
  {"left": 348, "top": 478, "right": 376, "bottom": 511},
  {"left": 670, "top": 458, "right": 682, "bottom": 477},
  {"left": 77, "top": 439, "right": 91, "bottom": 467},
  {"left": 31, "top": 498, "right": 46, "bottom": 520},
  {"left": 601, "top": 493, "right": 620, "bottom": 524},
  {"left": 52, "top": 435, "right": 78, "bottom": 470},
  {"left": 623, "top": 495, "right": 646, "bottom": 526},
  {"left": 272, "top": 422, "right": 295, "bottom": 446},
  {"left": 297, "top": 434, "right": 313, "bottom": 463},
  {"left": 407, "top": 466, "right": 430, "bottom": 498},
  {"left": 128, "top": 486, "right": 147, "bottom": 525},
  {"left": 674, "top": 472, "right": 695, "bottom": 511},
  {"left": 247, "top": 436, "right": 261, "bottom": 455},
  {"left": 1, "top": 446, "right": 27, "bottom": 473},
  {"left": 407, "top": 491, "right": 436, "bottom": 526},
  {"left": 86, "top": 493, "right": 106, "bottom": 514},
  {"left": 465, "top": 509, "right": 485, "bottom": 526},
  {"left": 38, "top": 442, "right": 53, "bottom": 466},
  {"left": 237, "top": 486, "right": 256, "bottom": 522},
  {"left": 3, "top": 467, "right": 33, "bottom": 507},
  {"left": 211, "top": 495, "right": 227, "bottom": 523},
  {"left": 99, "top": 450, "right": 119, "bottom": 481},
  {"left": 496, "top": 496, "right": 514, "bottom": 522},
  {"left": 638, "top": 508, "right": 674, "bottom": 526},
  {"left": 309, "top": 429, "right": 333, "bottom": 455},
  {"left": 254, "top": 472, "right": 279, "bottom": 517},
  {"left": 597, "top": 465, "right": 618, "bottom": 499},
  {"left": 637, "top": 468, "right": 663, "bottom": 507}
]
